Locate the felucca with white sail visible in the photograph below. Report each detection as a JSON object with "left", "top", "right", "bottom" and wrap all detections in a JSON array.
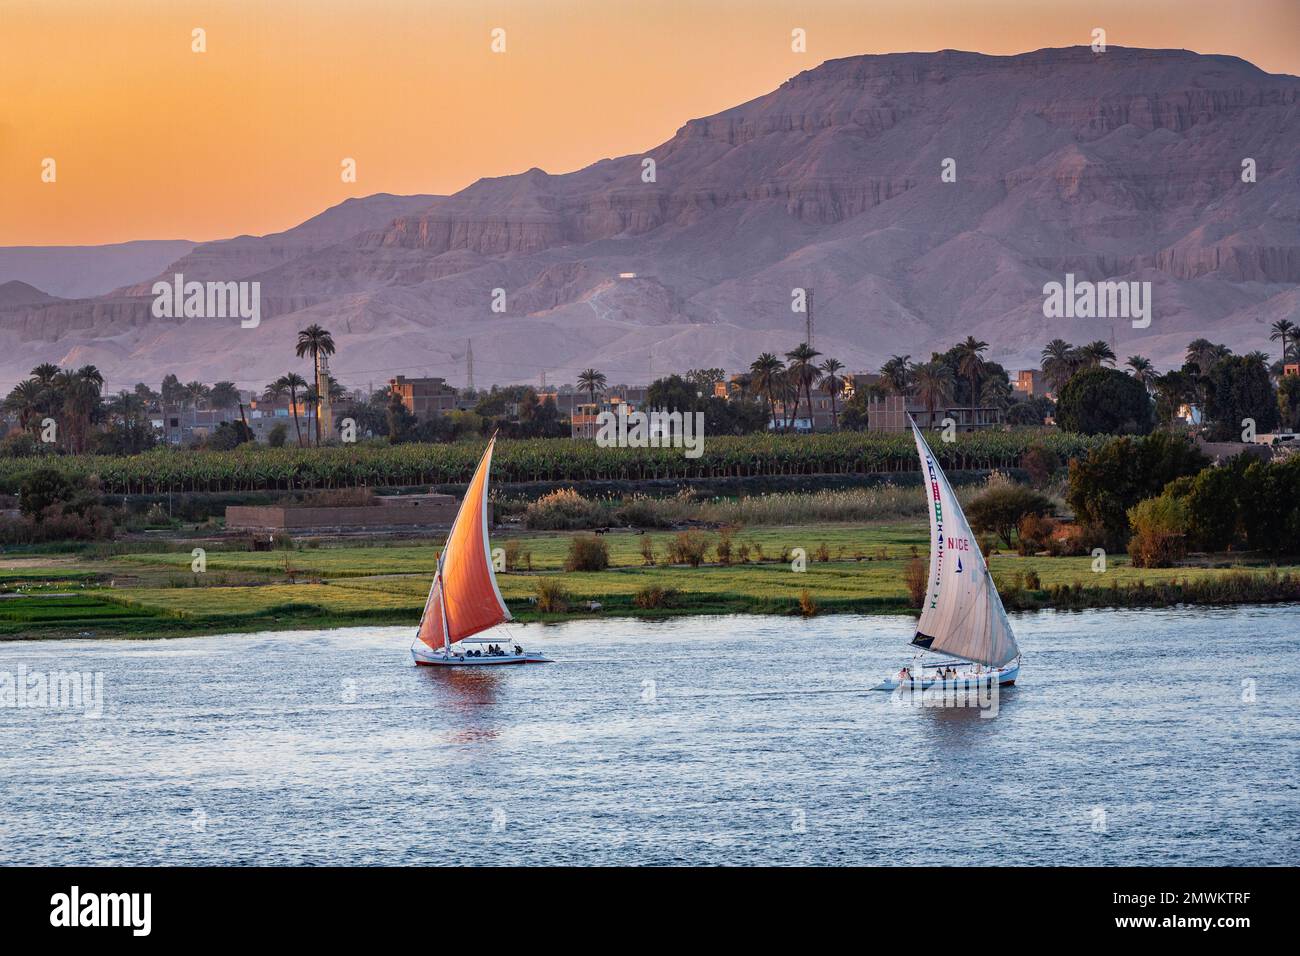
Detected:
[
  {"left": 873, "top": 417, "right": 1021, "bottom": 690},
  {"left": 411, "top": 434, "right": 550, "bottom": 666}
]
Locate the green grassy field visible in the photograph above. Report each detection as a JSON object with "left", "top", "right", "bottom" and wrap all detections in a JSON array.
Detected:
[{"left": 3, "top": 518, "right": 1299, "bottom": 639}]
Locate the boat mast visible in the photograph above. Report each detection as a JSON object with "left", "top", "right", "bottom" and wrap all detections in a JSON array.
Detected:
[{"left": 436, "top": 552, "right": 451, "bottom": 652}]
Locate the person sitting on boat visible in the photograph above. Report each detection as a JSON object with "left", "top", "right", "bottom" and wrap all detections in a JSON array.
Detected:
[
  {"left": 898, "top": 667, "right": 911, "bottom": 681},
  {"left": 973, "top": 663, "right": 983, "bottom": 674},
  {"left": 514, "top": 644, "right": 523, "bottom": 655}
]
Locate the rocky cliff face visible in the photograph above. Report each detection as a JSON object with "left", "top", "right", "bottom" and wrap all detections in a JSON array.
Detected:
[{"left": 1, "top": 46, "right": 1297, "bottom": 391}]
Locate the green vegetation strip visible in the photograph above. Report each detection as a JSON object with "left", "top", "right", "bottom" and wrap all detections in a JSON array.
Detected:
[{"left": 0, "top": 429, "right": 1101, "bottom": 495}]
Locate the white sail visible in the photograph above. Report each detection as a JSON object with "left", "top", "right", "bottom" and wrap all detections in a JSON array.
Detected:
[{"left": 909, "top": 419, "right": 1020, "bottom": 668}]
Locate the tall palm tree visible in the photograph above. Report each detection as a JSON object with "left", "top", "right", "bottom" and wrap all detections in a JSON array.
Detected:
[
  {"left": 296, "top": 324, "right": 336, "bottom": 445},
  {"left": 912, "top": 360, "right": 954, "bottom": 425},
  {"left": 817, "top": 358, "right": 845, "bottom": 429},
  {"left": 29, "top": 363, "right": 59, "bottom": 387},
  {"left": 1040, "top": 339, "right": 1078, "bottom": 393},
  {"left": 3, "top": 380, "right": 43, "bottom": 433},
  {"left": 278, "top": 373, "right": 308, "bottom": 447},
  {"left": 1185, "top": 338, "right": 1229, "bottom": 376},
  {"left": 785, "top": 342, "right": 822, "bottom": 429},
  {"left": 879, "top": 354, "right": 913, "bottom": 396},
  {"left": 577, "top": 368, "right": 607, "bottom": 412},
  {"left": 1079, "top": 340, "right": 1117, "bottom": 367},
  {"left": 1126, "top": 355, "right": 1155, "bottom": 388},
  {"left": 980, "top": 376, "right": 1012, "bottom": 410},
  {"left": 749, "top": 353, "right": 784, "bottom": 430},
  {"left": 54, "top": 368, "right": 101, "bottom": 453},
  {"left": 209, "top": 381, "right": 240, "bottom": 410},
  {"left": 954, "top": 336, "right": 989, "bottom": 410},
  {"left": 1270, "top": 320, "right": 1296, "bottom": 368}
]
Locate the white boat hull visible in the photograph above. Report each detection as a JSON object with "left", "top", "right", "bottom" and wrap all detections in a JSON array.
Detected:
[
  {"left": 411, "top": 645, "right": 551, "bottom": 667},
  {"left": 872, "top": 660, "right": 1019, "bottom": 692}
]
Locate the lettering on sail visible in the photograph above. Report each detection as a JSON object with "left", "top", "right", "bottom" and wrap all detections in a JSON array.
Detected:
[{"left": 927, "top": 454, "right": 944, "bottom": 610}]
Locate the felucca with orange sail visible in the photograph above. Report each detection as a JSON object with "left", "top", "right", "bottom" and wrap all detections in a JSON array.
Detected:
[{"left": 411, "top": 434, "right": 550, "bottom": 666}]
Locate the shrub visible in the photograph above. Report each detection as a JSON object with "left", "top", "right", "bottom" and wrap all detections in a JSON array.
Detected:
[
  {"left": 965, "top": 479, "right": 1053, "bottom": 548},
  {"left": 534, "top": 578, "right": 570, "bottom": 612},
  {"left": 1016, "top": 513, "right": 1057, "bottom": 555},
  {"left": 18, "top": 468, "right": 82, "bottom": 520},
  {"left": 638, "top": 535, "right": 656, "bottom": 566},
  {"left": 751, "top": 542, "right": 765, "bottom": 562},
  {"left": 0, "top": 432, "right": 40, "bottom": 458},
  {"left": 503, "top": 539, "right": 525, "bottom": 571},
  {"left": 1126, "top": 494, "right": 1190, "bottom": 568},
  {"left": 1024, "top": 568, "right": 1042, "bottom": 590},
  {"left": 798, "top": 589, "right": 818, "bottom": 617},
  {"left": 715, "top": 532, "right": 733, "bottom": 565},
  {"left": 565, "top": 535, "right": 610, "bottom": 572},
  {"left": 904, "top": 556, "right": 928, "bottom": 608},
  {"left": 633, "top": 585, "right": 681, "bottom": 609},
  {"left": 736, "top": 542, "right": 751, "bottom": 563},
  {"left": 666, "top": 530, "right": 710, "bottom": 567},
  {"left": 524, "top": 488, "right": 607, "bottom": 530},
  {"left": 814, "top": 542, "right": 830, "bottom": 562}
]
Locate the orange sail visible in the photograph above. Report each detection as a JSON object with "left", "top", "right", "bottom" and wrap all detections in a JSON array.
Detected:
[{"left": 416, "top": 435, "right": 512, "bottom": 649}]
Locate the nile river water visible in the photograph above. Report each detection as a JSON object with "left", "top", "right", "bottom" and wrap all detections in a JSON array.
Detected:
[{"left": 1, "top": 606, "right": 1296, "bottom": 865}]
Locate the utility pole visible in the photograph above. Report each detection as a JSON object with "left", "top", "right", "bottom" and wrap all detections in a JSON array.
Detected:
[{"left": 466, "top": 339, "right": 474, "bottom": 391}]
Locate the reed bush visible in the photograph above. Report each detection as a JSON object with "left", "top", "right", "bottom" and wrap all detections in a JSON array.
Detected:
[
  {"left": 904, "top": 556, "right": 928, "bottom": 608},
  {"left": 633, "top": 585, "right": 682, "bottom": 609},
  {"left": 534, "top": 578, "right": 571, "bottom": 613},
  {"left": 666, "top": 531, "right": 710, "bottom": 567},
  {"left": 565, "top": 535, "right": 610, "bottom": 572}
]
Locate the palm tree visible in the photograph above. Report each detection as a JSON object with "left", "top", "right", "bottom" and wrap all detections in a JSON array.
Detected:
[
  {"left": 29, "top": 363, "right": 59, "bottom": 387},
  {"left": 3, "top": 380, "right": 43, "bottom": 433},
  {"left": 1079, "top": 340, "right": 1117, "bottom": 367},
  {"left": 980, "top": 376, "right": 1012, "bottom": 410},
  {"left": 879, "top": 354, "right": 913, "bottom": 396},
  {"left": 749, "top": 353, "right": 784, "bottom": 430},
  {"left": 817, "top": 358, "right": 845, "bottom": 429},
  {"left": 296, "top": 324, "right": 336, "bottom": 445},
  {"left": 278, "top": 373, "right": 308, "bottom": 447},
  {"left": 577, "top": 368, "right": 607, "bottom": 412},
  {"left": 912, "top": 360, "right": 954, "bottom": 425},
  {"left": 1040, "top": 339, "right": 1078, "bottom": 393},
  {"left": 209, "top": 381, "right": 241, "bottom": 410},
  {"left": 1126, "top": 355, "right": 1155, "bottom": 388},
  {"left": 785, "top": 342, "right": 822, "bottom": 429},
  {"left": 53, "top": 368, "right": 101, "bottom": 453},
  {"left": 954, "top": 336, "right": 989, "bottom": 410},
  {"left": 1270, "top": 320, "right": 1296, "bottom": 368},
  {"left": 1185, "top": 338, "right": 1229, "bottom": 376}
]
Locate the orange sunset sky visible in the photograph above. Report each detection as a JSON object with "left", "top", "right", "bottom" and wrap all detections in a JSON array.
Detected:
[{"left": 2, "top": 0, "right": 1297, "bottom": 247}]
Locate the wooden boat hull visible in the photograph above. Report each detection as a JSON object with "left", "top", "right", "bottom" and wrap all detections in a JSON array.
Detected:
[{"left": 871, "top": 661, "right": 1019, "bottom": 692}]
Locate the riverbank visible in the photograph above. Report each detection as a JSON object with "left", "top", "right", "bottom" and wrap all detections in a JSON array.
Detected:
[{"left": 4, "top": 522, "right": 1300, "bottom": 639}]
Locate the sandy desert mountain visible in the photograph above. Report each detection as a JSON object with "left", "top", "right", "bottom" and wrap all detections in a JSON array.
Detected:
[{"left": 1, "top": 46, "right": 1297, "bottom": 393}]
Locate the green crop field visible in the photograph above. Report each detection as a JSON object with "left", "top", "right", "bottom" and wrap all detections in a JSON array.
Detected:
[{"left": 0, "top": 428, "right": 1100, "bottom": 494}]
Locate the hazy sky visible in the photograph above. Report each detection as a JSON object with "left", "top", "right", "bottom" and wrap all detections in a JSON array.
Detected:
[{"left": 3, "top": 0, "right": 1297, "bottom": 246}]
